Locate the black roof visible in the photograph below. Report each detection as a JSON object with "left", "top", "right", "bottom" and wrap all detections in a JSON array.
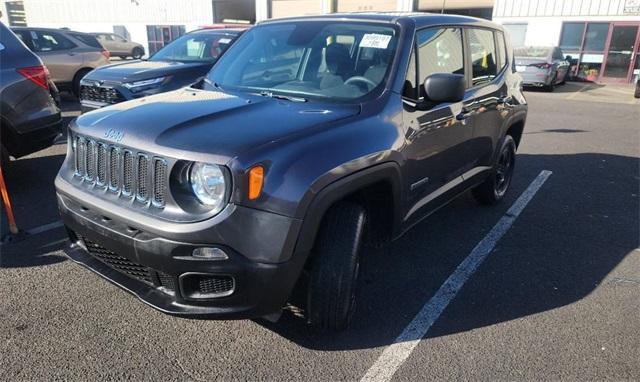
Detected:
[{"left": 259, "top": 12, "right": 500, "bottom": 30}]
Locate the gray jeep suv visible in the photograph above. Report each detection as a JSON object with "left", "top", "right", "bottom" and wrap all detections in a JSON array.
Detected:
[{"left": 55, "top": 13, "right": 527, "bottom": 330}]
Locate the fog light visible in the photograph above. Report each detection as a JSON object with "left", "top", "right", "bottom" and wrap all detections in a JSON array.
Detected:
[{"left": 192, "top": 247, "right": 228, "bottom": 260}]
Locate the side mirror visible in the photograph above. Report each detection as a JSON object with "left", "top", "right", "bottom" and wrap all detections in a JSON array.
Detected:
[
  {"left": 565, "top": 55, "right": 572, "bottom": 61},
  {"left": 423, "top": 73, "right": 465, "bottom": 103}
]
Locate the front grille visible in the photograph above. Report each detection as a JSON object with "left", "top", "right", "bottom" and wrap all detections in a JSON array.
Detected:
[
  {"left": 137, "top": 155, "right": 149, "bottom": 201},
  {"left": 80, "top": 85, "right": 125, "bottom": 105},
  {"left": 153, "top": 159, "right": 167, "bottom": 206},
  {"left": 96, "top": 143, "right": 107, "bottom": 185},
  {"left": 81, "top": 236, "right": 153, "bottom": 285},
  {"left": 123, "top": 151, "right": 133, "bottom": 194},
  {"left": 198, "top": 276, "right": 234, "bottom": 295},
  {"left": 73, "top": 135, "right": 168, "bottom": 208}
]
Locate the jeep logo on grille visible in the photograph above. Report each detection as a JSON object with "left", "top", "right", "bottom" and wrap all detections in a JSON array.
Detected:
[{"left": 104, "top": 128, "right": 124, "bottom": 142}]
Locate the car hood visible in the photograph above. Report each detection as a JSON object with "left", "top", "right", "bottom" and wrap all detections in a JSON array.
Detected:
[
  {"left": 73, "top": 88, "right": 361, "bottom": 163},
  {"left": 83, "top": 60, "right": 212, "bottom": 83}
]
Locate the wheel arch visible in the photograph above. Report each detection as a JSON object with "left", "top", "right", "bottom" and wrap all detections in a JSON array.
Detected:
[{"left": 293, "top": 161, "right": 403, "bottom": 257}]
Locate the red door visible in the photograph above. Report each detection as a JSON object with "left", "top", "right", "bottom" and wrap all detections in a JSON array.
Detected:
[{"left": 600, "top": 23, "right": 640, "bottom": 83}]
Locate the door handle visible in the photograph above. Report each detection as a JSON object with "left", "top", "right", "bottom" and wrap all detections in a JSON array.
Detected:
[
  {"left": 68, "top": 52, "right": 76, "bottom": 56},
  {"left": 497, "top": 95, "right": 512, "bottom": 105}
]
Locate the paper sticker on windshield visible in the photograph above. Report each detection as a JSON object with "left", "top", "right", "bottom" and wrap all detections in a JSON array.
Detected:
[
  {"left": 218, "top": 38, "right": 231, "bottom": 44},
  {"left": 360, "top": 34, "right": 391, "bottom": 49}
]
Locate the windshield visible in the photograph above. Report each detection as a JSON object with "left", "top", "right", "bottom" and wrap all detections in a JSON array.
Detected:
[
  {"left": 151, "top": 33, "right": 236, "bottom": 63},
  {"left": 514, "top": 47, "right": 552, "bottom": 58},
  {"left": 205, "top": 21, "right": 398, "bottom": 101}
]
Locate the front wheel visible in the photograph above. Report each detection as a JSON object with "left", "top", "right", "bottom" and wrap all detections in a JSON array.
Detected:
[
  {"left": 307, "top": 202, "right": 366, "bottom": 331},
  {"left": 472, "top": 135, "right": 516, "bottom": 205}
]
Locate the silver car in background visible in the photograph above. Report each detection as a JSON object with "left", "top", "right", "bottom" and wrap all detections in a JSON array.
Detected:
[
  {"left": 11, "top": 27, "right": 111, "bottom": 96},
  {"left": 514, "top": 46, "right": 570, "bottom": 91},
  {"left": 92, "top": 33, "right": 145, "bottom": 59}
]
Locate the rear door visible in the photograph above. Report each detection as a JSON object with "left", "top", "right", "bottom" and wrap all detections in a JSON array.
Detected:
[
  {"left": 30, "top": 30, "right": 81, "bottom": 83},
  {"left": 401, "top": 27, "right": 476, "bottom": 219},
  {"left": 460, "top": 27, "right": 509, "bottom": 173}
]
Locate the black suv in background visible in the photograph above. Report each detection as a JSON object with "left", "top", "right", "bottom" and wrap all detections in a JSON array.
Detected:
[
  {"left": 78, "top": 28, "right": 244, "bottom": 113},
  {"left": 56, "top": 14, "right": 527, "bottom": 330},
  {"left": 1, "top": 22, "right": 62, "bottom": 166}
]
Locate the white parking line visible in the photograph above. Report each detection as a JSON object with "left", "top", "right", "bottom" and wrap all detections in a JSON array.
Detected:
[
  {"left": 361, "top": 170, "right": 552, "bottom": 382},
  {"left": 26, "top": 221, "right": 64, "bottom": 235}
]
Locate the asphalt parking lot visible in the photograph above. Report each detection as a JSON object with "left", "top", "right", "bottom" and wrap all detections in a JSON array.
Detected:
[{"left": 1, "top": 83, "right": 639, "bottom": 380}]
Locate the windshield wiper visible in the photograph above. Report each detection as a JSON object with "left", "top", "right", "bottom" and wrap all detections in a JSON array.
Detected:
[{"left": 259, "top": 91, "right": 307, "bottom": 103}]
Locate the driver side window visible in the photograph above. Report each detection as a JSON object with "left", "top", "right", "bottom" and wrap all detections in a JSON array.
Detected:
[{"left": 416, "top": 28, "right": 465, "bottom": 98}]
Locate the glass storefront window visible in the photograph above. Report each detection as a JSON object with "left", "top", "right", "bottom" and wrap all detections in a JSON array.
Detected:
[
  {"left": 577, "top": 53, "right": 605, "bottom": 81},
  {"left": 583, "top": 23, "right": 609, "bottom": 51},
  {"left": 559, "top": 22, "right": 585, "bottom": 51}
]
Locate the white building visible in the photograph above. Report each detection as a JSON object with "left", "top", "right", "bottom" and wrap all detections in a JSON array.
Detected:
[
  {"left": 1, "top": 0, "right": 215, "bottom": 56},
  {"left": 492, "top": 0, "right": 640, "bottom": 84}
]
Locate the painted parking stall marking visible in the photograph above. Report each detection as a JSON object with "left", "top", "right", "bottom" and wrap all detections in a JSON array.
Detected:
[{"left": 361, "top": 170, "right": 553, "bottom": 382}]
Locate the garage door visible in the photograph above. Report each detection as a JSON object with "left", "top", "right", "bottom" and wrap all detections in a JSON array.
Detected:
[
  {"left": 337, "top": 0, "right": 396, "bottom": 12},
  {"left": 271, "top": 0, "right": 323, "bottom": 18}
]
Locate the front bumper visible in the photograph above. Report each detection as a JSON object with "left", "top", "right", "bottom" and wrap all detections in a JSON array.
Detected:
[{"left": 57, "top": 190, "right": 307, "bottom": 319}]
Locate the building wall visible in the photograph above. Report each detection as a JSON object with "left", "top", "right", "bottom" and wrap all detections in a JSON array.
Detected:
[
  {"left": 337, "top": 0, "right": 397, "bottom": 12},
  {"left": 493, "top": 0, "right": 640, "bottom": 46}
]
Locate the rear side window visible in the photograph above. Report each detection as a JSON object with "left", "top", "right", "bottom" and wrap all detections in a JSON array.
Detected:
[
  {"left": 32, "top": 31, "right": 76, "bottom": 52},
  {"left": 496, "top": 31, "right": 507, "bottom": 71},
  {"left": 416, "top": 28, "right": 465, "bottom": 97},
  {"left": 70, "top": 33, "right": 102, "bottom": 49},
  {"left": 468, "top": 28, "right": 497, "bottom": 87},
  {"left": 13, "top": 30, "right": 36, "bottom": 51}
]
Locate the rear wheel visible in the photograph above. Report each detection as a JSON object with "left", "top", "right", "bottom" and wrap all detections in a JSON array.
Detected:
[
  {"left": 132, "top": 47, "right": 144, "bottom": 60},
  {"left": 307, "top": 202, "right": 366, "bottom": 331},
  {"left": 472, "top": 135, "right": 516, "bottom": 205}
]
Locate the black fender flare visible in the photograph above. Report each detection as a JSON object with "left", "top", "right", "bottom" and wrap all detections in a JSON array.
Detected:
[{"left": 292, "top": 161, "right": 403, "bottom": 257}]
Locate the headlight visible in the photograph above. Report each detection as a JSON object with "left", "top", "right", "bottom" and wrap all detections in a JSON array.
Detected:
[
  {"left": 122, "top": 76, "right": 166, "bottom": 92},
  {"left": 189, "top": 162, "right": 227, "bottom": 213}
]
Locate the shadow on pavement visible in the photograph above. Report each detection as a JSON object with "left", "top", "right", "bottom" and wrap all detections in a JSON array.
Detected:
[{"left": 260, "top": 152, "right": 638, "bottom": 350}]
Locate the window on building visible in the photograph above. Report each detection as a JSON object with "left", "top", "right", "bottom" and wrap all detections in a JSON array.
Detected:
[
  {"left": 559, "top": 22, "right": 585, "bottom": 50},
  {"left": 6, "top": 1, "right": 27, "bottom": 27},
  {"left": 147, "top": 25, "right": 185, "bottom": 56},
  {"left": 583, "top": 23, "right": 609, "bottom": 52},
  {"left": 416, "top": 27, "right": 464, "bottom": 97},
  {"left": 503, "top": 23, "right": 527, "bottom": 47},
  {"left": 468, "top": 28, "right": 497, "bottom": 87}
]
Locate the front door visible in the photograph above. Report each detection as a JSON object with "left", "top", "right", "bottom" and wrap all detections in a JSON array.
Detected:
[
  {"left": 601, "top": 24, "right": 640, "bottom": 83},
  {"left": 401, "top": 27, "right": 475, "bottom": 221}
]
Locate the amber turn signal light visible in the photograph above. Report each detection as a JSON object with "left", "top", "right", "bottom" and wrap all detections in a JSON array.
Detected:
[{"left": 248, "top": 165, "right": 264, "bottom": 200}]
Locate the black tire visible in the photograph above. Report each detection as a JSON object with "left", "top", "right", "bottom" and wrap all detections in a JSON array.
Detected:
[
  {"left": 132, "top": 47, "right": 144, "bottom": 60},
  {"left": 635, "top": 82, "right": 640, "bottom": 99},
  {"left": 72, "top": 68, "right": 92, "bottom": 98},
  {"left": 307, "top": 201, "right": 366, "bottom": 331},
  {"left": 119, "top": 55, "right": 127, "bottom": 60},
  {"left": 472, "top": 135, "right": 517, "bottom": 205},
  {"left": 544, "top": 73, "right": 557, "bottom": 92}
]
